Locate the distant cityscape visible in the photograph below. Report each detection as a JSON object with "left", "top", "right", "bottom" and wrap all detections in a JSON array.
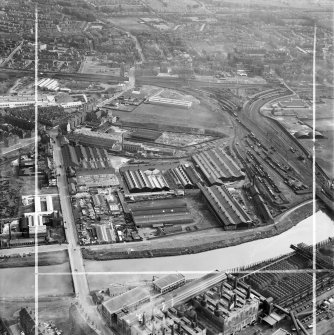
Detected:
[{"left": 0, "top": 0, "right": 334, "bottom": 335}]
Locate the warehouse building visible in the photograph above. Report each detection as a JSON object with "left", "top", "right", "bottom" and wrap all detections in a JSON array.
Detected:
[
  {"left": 124, "top": 129, "right": 162, "bottom": 143},
  {"left": 123, "top": 168, "right": 170, "bottom": 193},
  {"left": 247, "top": 183, "right": 274, "bottom": 224},
  {"left": 172, "top": 165, "right": 194, "bottom": 189},
  {"left": 193, "top": 148, "right": 244, "bottom": 185},
  {"left": 192, "top": 275, "right": 260, "bottom": 335},
  {"left": 129, "top": 199, "right": 193, "bottom": 228},
  {"left": 103, "top": 271, "right": 233, "bottom": 335},
  {"left": 198, "top": 184, "right": 252, "bottom": 230},
  {"left": 153, "top": 273, "right": 186, "bottom": 294},
  {"left": 147, "top": 96, "right": 193, "bottom": 109},
  {"left": 67, "top": 129, "right": 121, "bottom": 150},
  {"left": 102, "top": 287, "right": 151, "bottom": 333},
  {"left": 61, "top": 144, "right": 112, "bottom": 169}
]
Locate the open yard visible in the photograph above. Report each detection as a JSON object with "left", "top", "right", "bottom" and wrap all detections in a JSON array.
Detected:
[
  {"left": 107, "top": 17, "right": 153, "bottom": 32},
  {"left": 79, "top": 57, "right": 121, "bottom": 75},
  {"left": 302, "top": 99, "right": 334, "bottom": 178},
  {"left": 113, "top": 92, "right": 232, "bottom": 133},
  {"left": 0, "top": 263, "right": 73, "bottom": 298},
  {"left": 144, "top": 0, "right": 209, "bottom": 13}
]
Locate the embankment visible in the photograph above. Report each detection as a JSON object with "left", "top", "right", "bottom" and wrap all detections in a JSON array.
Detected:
[
  {"left": 82, "top": 201, "right": 314, "bottom": 261},
  {"left": 0, "top": 249, "right": 69, "bottom": 268}
]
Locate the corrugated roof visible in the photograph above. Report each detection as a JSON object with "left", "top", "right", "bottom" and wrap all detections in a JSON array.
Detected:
[
  {"left": 193, "top": 148, "right": 243, "bottom": 185},
  {"left": 102, "top": 287, "right": 150, "bottom": 314},
  {"left": 199, "top": 184, "right": 251, "bottom": 227},
  {"left": 129, "top": 199, "right": 187, "bottom": 211},
  {"left": 153, "top": 273, "right": 185, "bottom": 290},
  {"left": 263, "top": 315, "right": 278, "bottom": 326}
]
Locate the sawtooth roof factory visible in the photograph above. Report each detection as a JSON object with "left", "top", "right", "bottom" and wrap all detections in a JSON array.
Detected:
[
  {"left": 199, "top": 184, "right": 252, "bottom": 230},
  {"left": 121, "top": 164, "right": 196, "bottom": 194},
  {"left": 128, "top": 198, "right": 193, "bottom": 228},
  {"left": 193, "top": 148, "right": 244, "bottom": 185},
  {"left": 123, "top": 168, "right": 170, "bottom": 193}
]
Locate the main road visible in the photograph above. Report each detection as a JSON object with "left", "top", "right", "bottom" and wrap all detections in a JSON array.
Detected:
[{"left": 51, "top": 131, "right": 113, "bottom": 335}]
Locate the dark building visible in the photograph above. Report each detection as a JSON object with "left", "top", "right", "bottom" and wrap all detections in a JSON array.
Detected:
[
  {"left": 123, "top": 169, "right": 169, "bottom": 193},
  {"left": 193, "top": 148, "right": 244, "bottom": 185},
  {"left": 247, "top": 183, "right": 274, "bottom": 224},
  {"left": 192, "top": 275, "right": 260, "bottom": 335},
  {"left": 19, "top": 307, "right": 39, "bottom": 335},
  {"left": 124, "top": 129, "right": 162, "bottom": 143},
  {"left": 198, "top": 184, "right": 252, "bottom": 230},
  {"left": 128, "top": 198, "right": 193, "bottom": 228}
]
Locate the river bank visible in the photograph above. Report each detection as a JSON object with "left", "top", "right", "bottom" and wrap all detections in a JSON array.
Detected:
[
  {"left": 0, "top": 249, "right": 69, "bottom": 268},
  {"left": 85, "top": 210, "right": 334, "bottom": 291},
  {"left": 0, "top": 263, "right": 74, "bottom": 298},
  {"left": 82, "top": 200, "right": 315, "bottom": 260}
]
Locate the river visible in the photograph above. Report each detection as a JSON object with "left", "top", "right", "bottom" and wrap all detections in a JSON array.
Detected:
[
  {"left": 85, "top": 210, "right": 334, "bottom": 291},
  {"left": 0, "top": 211, "right": 332, "bottom": 297}
]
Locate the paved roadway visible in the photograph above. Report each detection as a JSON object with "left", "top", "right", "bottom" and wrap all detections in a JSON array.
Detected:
[
  {"left": 51, "top": 133, "right": 113, "bottom": 335},
  {"left": 97, "top": 66, "right": 136, "bottom": 108},
  {"left": 0, "top": 137, "right": 37, "bottom": 156},
  {"left": 0, "top": 40, "right": 23, "bottom": 68}
]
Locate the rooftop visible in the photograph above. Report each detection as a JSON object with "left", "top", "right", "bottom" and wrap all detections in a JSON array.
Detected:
[
  {"left": 153, "top": 273, "right": 185, "bottom": 290},
  {"left": 102, "top": 287, "right": 150, "bottom": 315}
]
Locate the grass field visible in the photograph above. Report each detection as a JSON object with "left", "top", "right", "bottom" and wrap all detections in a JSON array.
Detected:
[
  {"left": 80, "top": 57, "right": 120, "bottom": 75},
  {"left": 107, "top": 17, "right": 153, "bottom": 31},
  {"left": 113, "top": 94, "right": 232, "bottom": 132},
  {"left": 144, "top": 0, "right": 208, "bottom": 13}
]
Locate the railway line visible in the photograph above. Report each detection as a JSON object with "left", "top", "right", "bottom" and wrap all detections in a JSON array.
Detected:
[
  {"left": 239, "top": 90, "right": 314, "bottom": 185},
  {"left": 235, "top": 88, "right": 333, "bottom": 211}
]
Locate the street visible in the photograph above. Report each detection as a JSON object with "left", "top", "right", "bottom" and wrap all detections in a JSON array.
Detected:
[{"left": 51, "top": 132, "right": 114, "bottom": 335}]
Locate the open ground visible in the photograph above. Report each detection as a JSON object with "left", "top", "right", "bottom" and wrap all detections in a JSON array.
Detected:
[{"left": 113, "top": 89, "right": 232, "bottom": 132}]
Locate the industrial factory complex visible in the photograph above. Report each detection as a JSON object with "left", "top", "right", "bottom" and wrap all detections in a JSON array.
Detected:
[
  {"left": 94, "top": 239, "right": 334, "bottom": 335},
  {"left": 99, "top": 271, "right": 278, "bottom": 335},
  {"left": 192, "top": 148, "right": 245, "bottom": 184},
  {"left": 1, "top": 1, "right": 334, "bottom": 334}
]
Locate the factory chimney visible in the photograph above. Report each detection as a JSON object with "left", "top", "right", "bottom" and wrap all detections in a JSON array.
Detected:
[
  {"left": 220, "top": 281, "right": 224, "bottom": 298},
  {"left": 214, "top": 303, "right": 220, "bottom": 317},
  {"left": 234, "top": 276, "right": 238, "bottom": 289},
  {"left": 228, "top": 293, "right": 236, "bottom": 311},
  {"left": 201, "top": 294, "right": 207, "bottom": 307},
  {"left": 246, "top": 285, "right": 251, "bottom": 299}
]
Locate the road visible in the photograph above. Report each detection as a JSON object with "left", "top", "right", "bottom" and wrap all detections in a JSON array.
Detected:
[
  {"left": 0, "top": 40, "right": 23, "bottom": 68},
  {"left": 0, "top": 137, "right": 37, "bottom": 156},
  {"left": 97, "top": 67, "right": 136, "bottom": 108},
  {"left": 51, "top": 132, "right": 113, "bottom": 335}
]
